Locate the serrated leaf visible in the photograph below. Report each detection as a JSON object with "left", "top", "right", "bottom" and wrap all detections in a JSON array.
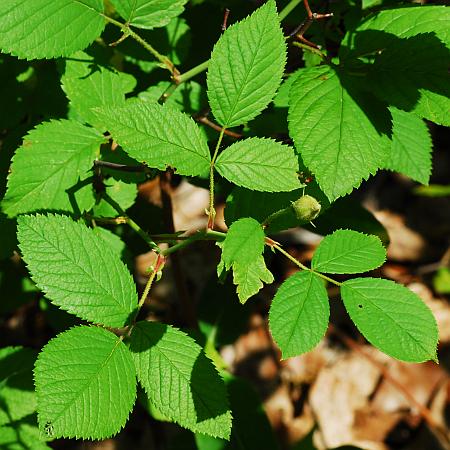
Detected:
[
  {"left": 96, "top": 101, "right": 211, "bottom": 177},
  {"left": 288, "top": 66, "right": 390, "bottom": 201},
  {"left": 269, "top": 271, "right": 329, "bottom": 358},
  {"left": 34, "top": 326, "right": 136, "bottom": 440},
  {"left": 61, "top": 52, "right": 136, "bottom": 131},
  {"left": 2, "top": 120, "right": 102, "bottom": 218},
  {"left": 222, "top": 218, "right": 265, "bottom": 271},
  {"left": 312, "top": 229, "right": 386, "bottom": 274},
  {"left": 111, "top": 0, "right": 188, "bottom": 30},
  {"left": 382, "top": 107, "right": 432, "bottom": 184},
  {"left": 0, "top": 0, "right": 105, "bottom": 60},
  {"left": 129, "top": 321, "right": 232, "bottom": 439},
  {"left": 341, "top": 6, "right": 450, "bottom": 126},
  {"left": 233, "top": 256, "right": 274, "bottom": 304},
  {"left": 17, "top": 214, "right": 138, "bottom": 328},
  {"left": 0, "top": 347, "right": 37, "bottom": 426},
  {"left": 207, "top": 0, "right": 286, "bottom": 128},
  {"left": 215, "top": 138, "right": 300, "bottom": 192},
  {"left": 341, "top": 278, "right": 438, "bottom": 362}
]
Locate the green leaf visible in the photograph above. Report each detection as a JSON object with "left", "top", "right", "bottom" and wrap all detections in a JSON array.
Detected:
[
  {"left": 342, "top": 6, "right": 450, "bottom": 59},
  {"left": 382, "top": 108, "right": 432, "bottom": 184},
  {"left": 341, "top": 278, "right": 439, "bottom": 362},
  {"left": 17, "top": 214, "right": 138, "bottom": 328},
  {"left": 288, "top": 66, "right": 389, "bottom": 201},
  {"left": 96, "top": 101, "right": 211, "bottom": 177},
  {"left": 111, "top": 0, "right": 188, "bottom": 30},
  {"left": 233, "top": 256, "right": 274, "bottom": 304},
  {"left": 92, "top": 227, "right": 127, "bottom": 262},
  {"left": 34, "top": 326, "right": 136, "bottom": 440},
  {"left": 341, "top": 6, "right": 450, "bottom": 126},
  {"left": 269, "top": 271, "right": 329, "bottom": 358},
  {"left": 93, "top": 179, "right": 138, "bottom": 217},
  {"left": 207, "top": 0, "right": 286, "bottom": 127},
  {"left": 61, "top": 52, "right": 136, "bottom": 131},
  {"left": 2, "top": 120, "right": 102, "bottom": 218},
  {"left": 0, "top": 0, "right": 105, "bottom": 60},
  {"left": 129, "top": 321, "right": 232, "bottom": 439},
  {"left": 312, "top": 230, "right": 386, "bottom": 274},
  {"left": 0, "top": 347, "right": 37, "bottom": 426},
  {"left": 215, "top": 138, "right": 300, "bottom": 193},
  {"left": 222, "top": 218, "right": 265, "bottom": 271}
]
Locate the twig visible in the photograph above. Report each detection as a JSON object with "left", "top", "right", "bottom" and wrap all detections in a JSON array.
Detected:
[
  {"left": 94, "top": 160, "right": 150, "bottom": 173},
  {"left": 195, "top": 114, "right": 242, "bottom": 138},
  {"left": 222, "top": 8, "right": 231, "bottom": 31},
  {"left": 329, "top": 324, "right": 450, "bottom": 449},
  {"left": 290, "top": 0, "right": 333, "bottom": 50}
]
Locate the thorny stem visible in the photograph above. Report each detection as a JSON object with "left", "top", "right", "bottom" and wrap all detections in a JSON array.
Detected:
[
  {"left": 208, "top": 128, "right": 226, "bottom": 229},
  {"left": 138, "top": 254, "right": 166, "bottom": 309},
  {"left": 271, "top": 242, "right": 342, "bottom": 286}
]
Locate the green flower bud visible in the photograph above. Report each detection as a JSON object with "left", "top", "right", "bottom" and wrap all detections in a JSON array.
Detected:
[{"left": 291, "top": 195, "right": 321, "bottom": 222}]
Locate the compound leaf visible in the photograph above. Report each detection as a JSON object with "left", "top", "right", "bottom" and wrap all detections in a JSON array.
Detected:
[
  {"left": 61, "top": 52, "right": 136, "bottom": 131},
  {"left": 341, "top": 278, "right": 438, "bottom": 362},
  {"left": 269, "top": 271, "right": 329, "bottom": 358},
  {"left": 96, "top": 101, "right": 211, "bottom": 177},
  {"left": 2, "top": 120, "right": 102, "bottom": 218},
  {"left": 129, "top": 321, "right": 232, "bottom": 439},
  {"left": 34, "top": 326, "right": 136, "bottom": 440},
  {"left": 382, "top": 107, "right": 432, "bottom": 184},
  {"left": 111, "top": 0, "right": 189, "bottom": 30},
  {"left": 312, "top": 229, "right": 386, "bottom": 274},
  {"left": 0, "top": 0, "right": 105, "bottom": 60},
  {"left": 222, "top": 218, "right": 265, "bottom": 271},
  {"left": 233, "top": 256, "right": 274, "bottom": 304},
  {"left": 207, "top": 0, "right": 286, "bottom": 127},
  {"left": 215, "top": 138, "right": 300, "bottom": 192},
  {"left": 289, "top": 66, "right": 390, "bottom": 201},
  {"left": 17, "top": 214, "right": 138, "bottom": 328}
]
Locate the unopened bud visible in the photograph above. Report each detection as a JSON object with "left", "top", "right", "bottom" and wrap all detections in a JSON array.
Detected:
[{"left": 291, "top": 195, "right": 321, "bottom": 222}]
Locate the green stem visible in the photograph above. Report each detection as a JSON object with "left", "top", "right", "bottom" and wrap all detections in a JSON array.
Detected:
[
  {"left": 177, "top": 60, "right": 210, "bottom": 83},
  {"left": 208, "top": 128, "right": 226, "bottom": 229},
  {"left": 279, "top": 0, "right": 303, "bottom": 21},
  {"left": 102, "top": 15, "right": 177, "bottom": 75},
  {"left": 272, "top": 243, "right": 342, "bottom": 286},
  {"left": 292, "top": 41, "right": 327, "bottom": 59},
  {"left": 102, "top": 193, "right": 161, "bottom": 252},
  {"left": 161, "top": 230, "right": 226, "bottom": 256}
]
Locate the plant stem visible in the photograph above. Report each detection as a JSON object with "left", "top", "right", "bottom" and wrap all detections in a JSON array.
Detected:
[
  {"left": 279, "top": 0, "right": 303, "bottom": 20},
  {"left": 292, "top": 41, "right": 327, "bottom": 58},
  {"left": 137, "top": 254, "right": 165, "bottom": 309},
  {"left": 272, "top": 243, "right": 342, "bottom": 286},
  {"left": 102, "top": 15, "right": 178, "bottom": 76},
  {"left": 178, "top": 60, "right": 210, "bottom": 83},
  {"left": 208, "top": 128, "right": 226, "bottom": 229},
  {"left": 161, "top": 230, "right": 226, "bottom": 256},
  {"left": 102, "top": 193, "right": 161, "bottom": 252}
]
